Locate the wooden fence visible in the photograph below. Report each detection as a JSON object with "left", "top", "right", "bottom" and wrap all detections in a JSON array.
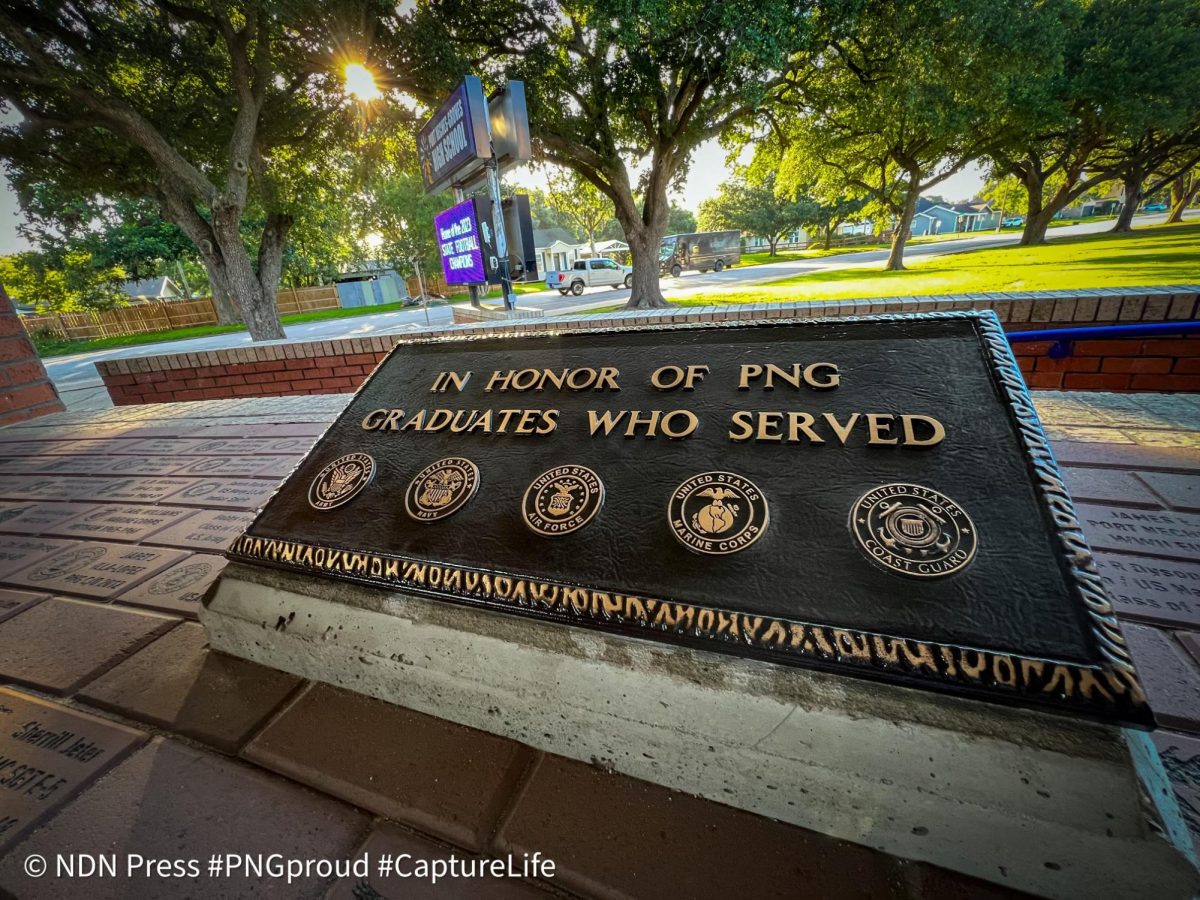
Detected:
[{"left": 20, "top": 285, "right": 339, "bottom": 341}]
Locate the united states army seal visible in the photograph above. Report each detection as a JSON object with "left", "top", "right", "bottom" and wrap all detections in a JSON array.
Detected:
[
  {"left": 668, "top": 471, "right": 769, "bottom": 555},
  {"left": 308, "top": 453, "right": 375, "bottom": 510},
  {"left": 850, "top": 483, "right": 977, "bottom": 578},
  {"left": 405, "top": 457, "right": 480, "bottom": 522},
  {"left": 522, "top": 465, "right": 604, "bottom": 536}
]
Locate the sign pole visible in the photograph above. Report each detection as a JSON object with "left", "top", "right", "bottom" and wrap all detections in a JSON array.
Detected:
[
  {"left": 414, "top": 257, "right": 430, "bottom": 326},
  {"left": 483, "top": 127, "right": 516, "bottom": 312}
]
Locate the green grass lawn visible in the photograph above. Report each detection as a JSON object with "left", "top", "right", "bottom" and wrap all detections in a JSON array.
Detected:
[
  {"left": 481, "top": 281, "right": 546, "bottom": 300},
  {"left": 677, "top": 221, "right": 1200, "bottom": 307}
]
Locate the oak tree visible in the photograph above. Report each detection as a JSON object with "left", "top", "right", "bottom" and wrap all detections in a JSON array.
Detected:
[
  {"left": 767, "top": 0, "right": 1070, "bottom": 269},
  {"left": 0, "top": 1, "right": 370, "bottom": 339},
  {"left": 698, "top": 170, "right": 815, "bottom": 256}
]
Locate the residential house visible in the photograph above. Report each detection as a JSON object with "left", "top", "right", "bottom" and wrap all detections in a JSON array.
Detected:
[
  {"left": 121, "top": 276, "right": 184, "bottom": 302},
  {"left": 534, "top": 228, "right": 631, "bottom": 275},
  {"left": 911, "top": 199, "right": 1000, "bottom": 236},
  {"left": 745, "top": 228, "right": 810, "bottom": 251}
]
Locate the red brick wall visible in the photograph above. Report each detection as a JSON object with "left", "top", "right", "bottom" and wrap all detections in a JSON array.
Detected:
[
  {"left": 0, "top": 287, "right": 65, "bottom": 425},
  {"left": 1013, "top": 336, "right": 1200, "bottom": 392},
  {"left": 103, "top": 351, "right": 389, "bottom": 406}
]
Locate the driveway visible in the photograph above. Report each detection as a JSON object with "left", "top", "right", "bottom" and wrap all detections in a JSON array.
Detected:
[{"left": 44, "top": 211, "right": 1184, "bottom": 409}]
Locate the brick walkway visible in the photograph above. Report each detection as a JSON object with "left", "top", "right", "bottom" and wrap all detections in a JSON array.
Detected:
[{"left": 0, "top": 392, "right": 1196, "bottom": 898}]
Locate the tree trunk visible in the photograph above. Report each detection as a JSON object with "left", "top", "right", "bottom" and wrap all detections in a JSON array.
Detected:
[
  {"left": 623, "top": 227, "right": 669, "bottom": 308},
  {"left": 768, "top": 236, "right": 778, "bottom": 257},
  {"left": 885, "top": 175, "right": 920, "bottom": 271},
  {"left": 620, "top": 181, "right": 670, "bottom": 310},
  {"left": 1111, "top": 170, "right": 1143, "bottom": 233},
  {"left": 1019, "top": 177, "right": 1053, "bottom": 246},
  {"left": 1167, "top": 171, "right": 1198, "bottom": 224},
  {"left": 210, "top": 202, "right": 286, "bottom": 341},
  {"left": 209, "top": 277, "right": 240, "bottom": 325},
  {"left": 824, "top": 225, "right": 834, "bottom": 250}
]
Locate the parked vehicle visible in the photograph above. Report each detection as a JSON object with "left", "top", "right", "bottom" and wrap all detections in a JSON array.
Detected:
[
  {"left": 545, "top": 257, "right": 633, "bottom": 296},
  {"left": 1143, "top": 202, "right": 1168, "bottom": 212},
  {"left": 1001, "top": 216, "right": 1025, "bottom": 228},
  {"left": 659, "top": 230, "right": 741, "bottom": 277}
]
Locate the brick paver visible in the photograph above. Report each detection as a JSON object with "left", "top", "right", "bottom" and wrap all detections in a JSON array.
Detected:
[
  {"left": 80, "top": 622, "right": 302, "bottom": 753},
  {"left": 244, "top": 683, "right": 534, "bottom": 851},
  {"left": 0, "top": 597, "right": 178, "bottom": 694}
]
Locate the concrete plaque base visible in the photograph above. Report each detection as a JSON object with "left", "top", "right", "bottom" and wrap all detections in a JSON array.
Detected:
[{"left": 203, "top": 563, "right": 1199, "bottom": 900}]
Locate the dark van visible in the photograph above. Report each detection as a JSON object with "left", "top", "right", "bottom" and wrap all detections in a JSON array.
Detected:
[{"left": 659, "top": 230, "right": 742, "bottom": 276}]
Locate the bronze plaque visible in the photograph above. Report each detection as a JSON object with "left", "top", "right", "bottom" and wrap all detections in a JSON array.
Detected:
[{"left": 227, "top": 313, "right": 1152, "bottom": 726}]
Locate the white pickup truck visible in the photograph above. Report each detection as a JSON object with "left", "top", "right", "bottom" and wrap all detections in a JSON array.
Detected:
[{"left": 545, "top": 258, "right": 633, "bottom": 295}]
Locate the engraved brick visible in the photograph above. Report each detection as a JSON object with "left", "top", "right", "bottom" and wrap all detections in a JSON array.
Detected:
[
  {"left": 0, "top": 687, "right": 146, "bottom": 852},
  {"left": 1075, "top": 503, "right": 1200, "bottom": 561},
  {"left": 1096, "top": 552, "right": 1200, "bottom": 629},
  {"left": 0, "top": 738, "right": 367, "bottom": 898},
  {"left": 114, "top": 553, "right": 226, "bottom": 617}
]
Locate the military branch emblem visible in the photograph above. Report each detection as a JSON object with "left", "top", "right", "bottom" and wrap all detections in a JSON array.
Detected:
[
  {"left": 26, "top": 546, "right": 106, "bottom": 582},
  {"left": 668, "top": 471, "right": 769, "bottom": 555},
  {"left": 308, "top": 453, "right": 376, "bottom": 511},
  {"left": 850, "top": 483, "right": 977, "bottom": 578},
  {"left": 522, "top": 466, "right": 604, "bottom": 536},
  {"left": 405, "top": 457, "right": 480, "bottom": 522}
]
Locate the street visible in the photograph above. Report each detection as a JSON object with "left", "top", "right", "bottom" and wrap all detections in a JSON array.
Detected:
[{"left": 45, "top": 212, "right": 1178, "bottom": 409}]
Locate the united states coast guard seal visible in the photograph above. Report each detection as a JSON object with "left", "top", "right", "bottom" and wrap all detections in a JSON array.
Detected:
[
  {"left": 522, "top": 465, "right": 604, "bottom": 536},
  {"left": 668, "top": 471, "right": 769, "bottom": 555},
  {"left": 850, "top": 483, "right": 977, "bottom": 578},
  {"left": 405, "top": 457, "right": 480, "bottom": 522},
  {"left": 308, "top": 453, "right": 375, "bottom": 510}
]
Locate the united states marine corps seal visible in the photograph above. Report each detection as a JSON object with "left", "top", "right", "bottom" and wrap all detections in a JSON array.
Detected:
[
  {"left": 668, "top": 471, "right": 769, "bottom": 555},
  {"left": 405, "top": 457, "right": 480, "bottom": 522},
  {"left": 308, "top": 453, "right": 375, "bottom": 510},
  {"left": 850, "top": 483, "right": 977, "bottom": 578},
  {"left": 522, "top": 465, "right": 604, "bottom": 536}
]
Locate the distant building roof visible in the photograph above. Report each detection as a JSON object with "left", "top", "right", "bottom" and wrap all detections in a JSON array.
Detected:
[
  {"left": 122, "top": 276, "right": 182, "bottom": 300},
  {"left": 532, "top": 227, "right": 577, "bottom": 247},
  {"left": 949, "top": 201, "right": 992, "bottom": 214}
]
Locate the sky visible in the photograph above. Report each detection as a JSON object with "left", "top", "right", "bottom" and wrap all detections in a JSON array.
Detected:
[{"left": 0, "top": 135, "right": 987, "bottom": 257}]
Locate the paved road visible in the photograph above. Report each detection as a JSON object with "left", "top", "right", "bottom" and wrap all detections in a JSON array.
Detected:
[{"left": 45, "top": 212, "right": 1183, "bottom": 408}]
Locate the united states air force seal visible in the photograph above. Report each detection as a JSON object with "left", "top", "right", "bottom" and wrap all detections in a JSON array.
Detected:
[
  {"left": 850, "top": 483, "right": 977, "bottom": 578},
  {"left": 308, "top": 453, "right": 376, "bottom": 510},
  {"left": 668, "top": 471, "right": 769, "bottom": 555},
  {"left": 405, "top": 457, "right": 480, "bottom": 522},
  {"left": 522, "top": 465, "right": 604, "bottom": 536}
]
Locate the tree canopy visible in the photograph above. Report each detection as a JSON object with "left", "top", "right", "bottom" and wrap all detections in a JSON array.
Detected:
[
  {"left": 698, "top": 170, "right": 816, "bottom": 255},
  {"left": 986, "top": 0, "right": 1200, "bottom": 242},
  {"left": 384, "top": 0, "right": 822, "bottom": 307},
  {"left": 763, "top": 0, "right": 1073, "bottom": 269},
  {"left": 0, "top": 1, "right": 376, "bottom": 338}
]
